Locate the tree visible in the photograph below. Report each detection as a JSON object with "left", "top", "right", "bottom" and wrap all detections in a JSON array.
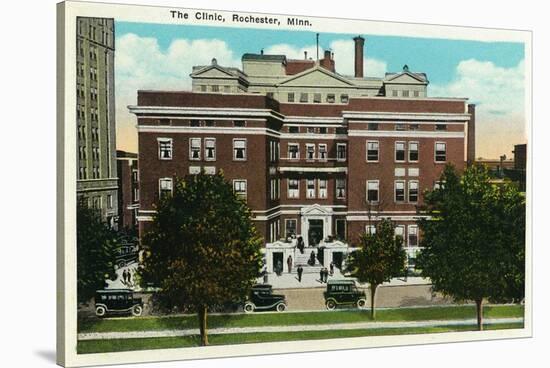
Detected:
[
  {"left": 345, "top": 219, "right": 407, "bottom": 319},
  {"left": 417, "top": 164, "right": 525, "bottom": 330},
  {"left": 77, "top": 200, "right": 119, "bottom": 304},
  {"left": 140, "top": 172, "right": 264, "bottom": 346}
]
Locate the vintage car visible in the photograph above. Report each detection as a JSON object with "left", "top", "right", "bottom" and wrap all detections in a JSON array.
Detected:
[
  {"left": 94, "top": 289, "right": 143, "bottom": 317},
  {"left": 243, "top": 284, "right": 287, "bottom": 313},
  {"left": 323, "top": 280, "right": 367, "bottom": 310},
  {"left": 115, "top": 244, "right": 139, "bottom": 268}
]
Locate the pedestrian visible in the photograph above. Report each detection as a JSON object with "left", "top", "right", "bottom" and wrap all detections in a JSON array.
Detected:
[
  {"left": 309, "top": 250, "right": 316, "bottom": 266},
  {"left": 122, "top": 269, "right": 128, "bottom": 285},
  {"left": 127, "top": 270, "right": 132, "bottom": 286},
  {"left": 287, "top": 255, "right": 293, "bottom": 273},
  {"left": 319, "top": 268, "right": 324, "bottom": 283},
  {"left": 297, "top": 265, "right": 303, "bottom": 282},
  {"left": 324, "top": 267, "right": 329, "bottom": 282},
  {"left": 297, "top": 236, "right": 304, "bottom": 254},
  {"left": 276, "top": 260, "right": 283, "bottom": 276},
  {"left": 330, "top": 262, "right": 334, "bottom": 276}
]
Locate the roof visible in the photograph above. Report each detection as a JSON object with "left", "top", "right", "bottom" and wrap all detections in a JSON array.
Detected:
[
  {"left": 327, "top": 279, "right": 356, "bottom": 284},
  {"left": 116, "top": 150, "right": 138, "bottom": 158},
  {"left": 96, "top": 289, "right": 134, "bottom": 293},
  {"left": 242, "top": 53, "right": 286, "bottom": 63}
]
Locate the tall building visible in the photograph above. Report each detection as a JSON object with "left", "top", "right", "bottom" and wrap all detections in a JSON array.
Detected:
[
  {"left": 130, "top": 36, "right": 475, "bottom": 273},
  {"left": 76, "top": 17, "right": 118, "bottom": 226},
  {"left": 116, "top": 151, "right": 139, "bottom": 231}
]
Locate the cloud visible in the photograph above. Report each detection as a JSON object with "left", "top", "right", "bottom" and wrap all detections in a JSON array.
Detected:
[
  {"left": 264, "top": 39, "right": 388, "bottom": 78},
  {"left": 430, "top": 59, "right": 526, "bottom": 158}
]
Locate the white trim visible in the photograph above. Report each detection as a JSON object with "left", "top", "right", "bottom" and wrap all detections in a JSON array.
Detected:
[
  {"left": 157, "top": 137, "right": 173, "bottom": 160},
  {"left": 189, "top": 137, "right": 201, "bottom": 161},
  {"left": 343, "top": 111, "right": 470, "bottom": 121},
  {"left": 346, "top": 210, "right": 417, "bottom": 214},
  {"left": 348, "top": 130, "right": 465, "bottom": 138},
  {"left": 232, "top": 179, "right": 247, "bottom": 200},
  {"left": 408, "top": 141, "right": 419, "bottom": 162},
  {"left": 347, "top": 215, "right": 428, "bottom": 221},
  {"left": 287, "top": 142, "right": 300, "bottom": 160},
  {"left": 137, "top": 216, "right": 153, "bottom": 222},
  {"left": 435, "top": 141, "right": 447, "bottom": 163},
  {"left": 306, "top": 178, "right": 316, "bottom": 199},
  {"left": 279, "top": 167, "right": 348, "bottom": 173},
  {"left": 407, "top": 224, "right": 419, "bottom": 247},
  {"left": 204, "top": 137, "right": 216, "bottom": 161},
  {"left": 395, "top": 141, "right": 406, "bottom": 163},
  {"left": 394, "top": 180, "right": 406, "bottom": 203},
  {"left": 129, "top": 105, "right": 285, "bottom": 121},
  {"left": 158, "top": 177, "right": 173, "bottom": 197},
  {"left": 138, "top": 125, "right": 281, "bottom": 138},
  {"left": 287, "top": 178, "right": 300, "bottom": 199},
  {"left": 366, "top": 179, "right": 379, "bottom": 203},
  {"left": 408, "top": 180, "right": 419, "bottom": 203},
  {"left": 366, "top": 140, "right": 379, "bottom": 162},
  {"left": 336, "top": 143, "right": 347, "bottom": 161},
  {"left": 279, "top": 133, "right": 348, "bottom": 140},
  {"left": 233, "top": 138, "right": 247, "bottom": 161},
  {"left": 305, "top": 143, "right": 316, "bottom": 161},
  {"left": 284, "top": 116, "right": 343, "bottom": 124}
]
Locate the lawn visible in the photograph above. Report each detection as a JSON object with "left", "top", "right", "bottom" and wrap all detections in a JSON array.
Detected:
[
  {"left": 77, "top": 322, "right": 524, "bottom": 354},
  {"left": 78, "top": 304, "right": 524, "bottom": 333}
]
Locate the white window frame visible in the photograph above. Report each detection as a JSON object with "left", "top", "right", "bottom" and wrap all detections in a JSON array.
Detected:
[
  {"left": 395, "top": 180, "right": 406, "bottom": 203},
  {"left": 306, "top": 144, "right": 316, "bottom": 161},
  {"left": 233, "top": 138, "right": 247, "bottom": 161},
  {"left": 337, "top": 143, "right": 347, "bottom": 161},
  {"left": 288, "top": 179, "right": 300, "bottom": 199},
  {"left": 204, "top": 137, "right": 216, "bottom": 161},
  {"left": 159, "top": 177, "right": 173, "bottom": 197},
  {"left": 366, "top": 180, "right": 379, "bottom": 203},
  {"left": 408, "top": 180, "right": 419, "bottom": 203},
  {"left": 306, "top": 178, "right": 316, "bottom": 199},
  {"left": 318, "top": 144, "right": 328, "bottom": 161},
  {"left": 395, "top": 225, "right": 405, "bottom": 243},
  {"left": 288, "top": 143, "right": 300, "bottom": 160},
  {"left": 336, "top": 178, "right": 346, "bottom": 199},
  {"left": 409, "top": 141, "right": 419, "bottom": 162},
  {"left": 318, "top": 179, "right": 327, "bottom": 199},
  {"left": 395, "top": 141, "right": 406, "bottom": 163},
  {"left": 157, "top": 138, "right": 173, "bottom": 160},
  {"left": 189, "top": 138, "right": 201, "bottom": 161},
  {"left": 233, "top": 179, "right": 247, "bottom": 200},
  {"left": 335, "top": 219, "right": 346, "bottom": 239},
  {"left": 366, "top": 141, "right": 379, "bottom": 162},
  {"left": 285, "top": 219, "right": 297, "bottom": 237},
  {"left": 435, "top": 142, "right": 447, "bottom": 163},
  {"left": 408, "top": 225, "right": 419, "bottom": 247},
  {"left": 365, "top": 224, "right": 377, "bottom": 235}
]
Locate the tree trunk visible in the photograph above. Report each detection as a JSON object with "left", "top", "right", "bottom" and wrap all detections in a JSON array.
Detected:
[
  {"left": 370, "top": 284, "right": 378, "bottom": 320},
  {"left": 475, "top": 298, "right": 483, "bottom": 331},
  {"left": 198, "top": 305, "right": 209, "bottom": 346}
]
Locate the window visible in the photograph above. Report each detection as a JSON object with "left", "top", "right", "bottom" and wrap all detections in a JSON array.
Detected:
[
  {"left": 159, "top": 118, "right": 171, "bottom": 126},
  {"left": 159, "top": 178, "right": 173, "bottom": 197},
  {"left": 409, "top": 181, "right": 419, "bottom": 203},
  {"left": 366, "top": 224, "right": 376, "bottom": 235},
  {"left": 414, "top": 90, "right": 420, "bottom": 97},
  {"left": 306, "top": 179, "right": 316, "bottom": 198},
  {"left": 409, "top": 124, "right": 419, "bottom": 131},
  {"left": 289, "top": 126, "right": 299, "bottom": 134},
  {"left": 133, "top": 187, "right": 139, "bottom": 202},
  {"left": 408, "top": 168, "right": 419, "bottom": 177},
  {"left": 434, "top": 180, "right": 445, "bottom": 190},
  {"left": 234, "top": 120, "right": 246, "bottom": 127},
  {"left": 327, "top": 94, "right": 335, "bottom": 103},
  {"left": 300, "top": 93, "right": 308, "bottom": 103},
  {"left": 306, "top": 144, "right": 315, "bottom": 160},
  {"left": 200, "top": 85, "right": 207, "bottom": 92},
  {"left": 132, "top": 169, "right": 138, "bottom": 182},
  {"left": 408, "top": 225, "right": 418, "bottom": 247},
  {"left": 189, "top": 138, "right": 201, "bottom": 160},
  {"left": 337, "top": 143, "right": 347, "bottom": 161},
  {"left": 392, "top": 90, "right": 398, "bottom": 97},
  {"left": 211, "top": 85, "right": 219, "bottom": 92},
  {"left": 335, "top": 127, "right": 347, "bottom": 135},
  {"left": 336, "top": 178, "right": 346, "bottom": 199},
  {"left": 336, "top": 219, "right": 346, "bottom": 240},
  {"left": 107, "top": 194, "right": 113, "bottom": 209},
  {"left": 285, "top": 219, "right": 297, "bottom": 237},
  {"left": 288, "top": 179, "right": 299, "bottom": 199},
  {"left": 233, "top": 139, "right": 247, "bottom": 160},
  {"left": 436, "top": 124, "right": 447, "bottom": 131},
  {"left": 368, "top": 123, "right": 379, "bottom": 131},
  {"left": 319, "top": 127, "right": 327, "bottom": 134},
  {"left": 189, "top": 166, "right": 201, "bottom": 174},
  {"left": 340, "top": 94, "right": 349, "bottom": 103},
  {"left": 318, "top": 144, "right": 327, "bottom": 160},
  {"left": 367, "top": 141, "right": 379, "bottom": 162},
  {"left": 318, "top": 179, "right": 327, "bottom": 199},
  {"left": 435, "top": 142, "right": 447, "bottom": 162},
  {"left": 402, "top": 90, "right": 410, "bottom": 97},
  {"left": 395, "top": 180, "right": 405, "bottom": 202},
  {"left": 395, "top": 225, "right": 405, "bottom": 245},
  {"left": 204, "top": 138, "right": 216, "bottom": 161},
  {"left": 288, "top": 143, "right": 299, "bottom": 159},
  {"left": 395, "top": 123, "right": 406, "bottom": 131},
  {"left": 158, "top": 139, "right": 173, "bottom": 160},
  {"left": 233, "top": 180, "right": 247, "bottom": 200},
  {"left": 313, "top": 93, "right": 322, "bottom": 103},
  {"left": 395, "top": 141, "right": 406, "bottom": 162},
  {"left": 205, "top": 120, "right": 215, "bottom": 127},
  {"left": 409, "top": 142, "right": 419, "bottom": 162},
  {"left": 287, "top": 93, "right": 295, "bottom": 102},
  {"left": 367, "top": 180, "right": 379, "bottom": 202},
  {"left": 190, "top": 120, "right": 200, "bottom": 127},
  {"left": 307, "top": 127, "right": 316, "bottom": 134}
]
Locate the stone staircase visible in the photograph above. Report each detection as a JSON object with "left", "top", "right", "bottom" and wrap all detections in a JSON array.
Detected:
[{"left": 293, "top": 248, "right": 324, "bottom": 274}]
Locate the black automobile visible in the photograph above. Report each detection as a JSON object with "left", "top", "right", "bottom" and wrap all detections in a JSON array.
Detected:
[
  {"left": 115, "top": 244, "right": 139, "bottom": 268},
  {"left": 323, "top": 280, "right": 367, "bottom": 310},
  {"left": 243, "top": 284, "right": 287, "bottom": 313},
  {"left": 94, "top": 289, "right": 143, "bottom": 317}
]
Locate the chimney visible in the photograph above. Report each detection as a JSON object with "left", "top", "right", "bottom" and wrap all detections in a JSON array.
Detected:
[
  {"left": 320, "top": 49, "right": 335, "bottom": 72},
  {"left": 304, "top": 51, "right": 307, "bottom": 60},
  {"left": 467, "top": 104, "right": 476, "bottom": 165},
  {"left": 353, "top": 36, "right": 365, "bottom": 78}
]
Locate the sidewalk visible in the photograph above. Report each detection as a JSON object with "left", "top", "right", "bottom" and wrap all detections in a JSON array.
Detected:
[
  {"left": 260, "top": 269, "right": 430, "bottom": 289},
  {"left": 78, "top": 317, "right": 523, "bottom": 341}
]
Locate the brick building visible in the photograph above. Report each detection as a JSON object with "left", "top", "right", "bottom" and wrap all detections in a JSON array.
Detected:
[
  {"left": 116, "top": 151, "right": 139, "bottom": 231},
  {"left": 129, "top": 36, "right": 475, "bottom": 273}
]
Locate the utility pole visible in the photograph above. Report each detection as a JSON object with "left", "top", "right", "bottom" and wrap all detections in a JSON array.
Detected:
[{"left": 316, "top": 33, "right": 319, "bottom": 61}]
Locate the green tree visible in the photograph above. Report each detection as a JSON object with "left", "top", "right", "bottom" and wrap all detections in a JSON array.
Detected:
[
  {"left": 77, "top": 200, "right": 119, "bottom": 304},
  {"left": 345, "top": 219, "right": 407, "bottom": 319},
  {"left": 417, "top": 164, "right": 525, "bottom": 330},
  {"left": 140, "top": 172, "right": 264, "bottom": 346}
]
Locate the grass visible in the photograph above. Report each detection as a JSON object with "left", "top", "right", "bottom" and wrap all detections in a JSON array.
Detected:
[
  {"left": 78, "top": 304, "right": 524, "bottom": 333},
  {"left": 77, "top": 322, "right": 524, "bottom": 354}
]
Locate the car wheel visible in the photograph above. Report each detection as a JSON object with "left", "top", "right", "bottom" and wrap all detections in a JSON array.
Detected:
[
  {"left": 326, "top": 300, "right": 337, "bottom": 310},
  {"left": 244, "top": 302, "right": 255, "bottom": 313},
  {"left": 132, "top": 305, "right": 143, "bottom": 317},
  {"left": 118, "top": 260, "right": 126, "bottom": 268},
  {"left": 95, "top": 306, "right": 106, "bottom": 317},
  {"left": 357, "top": 298, "right": 367, "bottom": 309},
  {"left": 276, "top": 303, "right": 287, "bottom": 312}
]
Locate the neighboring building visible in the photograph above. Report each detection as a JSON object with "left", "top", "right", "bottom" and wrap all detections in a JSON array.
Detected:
[
  {"left": 476, "top": 158, "right": 515, "bottom": 175},
  {"left": 116, "top": 151, "right": 139, "bottom": 231},
  {"left": 130, "top": 37, "right": 475, "bottom": 273},
  {"left": 513, "top": 144, "right": 527, "bottom": 171},
  {"left": 76, "top": 17, "right": 118, "bottom": 226}
]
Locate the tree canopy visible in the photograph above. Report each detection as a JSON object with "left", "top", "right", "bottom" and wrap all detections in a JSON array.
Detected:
[
  {"left": 77, "top": 200, "right": 119, "bottom": 304},
  {"left": 140, "top": 172, "right": 264, "bottom": 345},
  {"left": 417, "top": 164, "right": 525, "bottom": 329},
  {"left": 346, "top": 218, "right": 407, "bottom": 318}
]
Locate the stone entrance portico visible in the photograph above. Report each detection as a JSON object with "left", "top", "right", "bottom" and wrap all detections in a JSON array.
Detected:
[{"left": 301, "top": 204, "right": 334, "bottom": 247}]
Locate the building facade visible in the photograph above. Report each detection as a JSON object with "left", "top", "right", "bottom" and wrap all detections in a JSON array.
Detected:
[
  {"left": 116, "top": 151, "right": 139, "bottom": 231},
  {"left": 130, "top": 37, "right": 475, "bottom": 273},
  {"left": 76, "top": 17, "right": 118, "bottom": 226}
]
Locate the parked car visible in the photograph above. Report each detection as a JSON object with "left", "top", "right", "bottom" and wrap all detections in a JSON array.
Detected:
[
  {"left": 243, "top": 284, "right": 287, "bottom": 313},
  {"left": 94, "top": 289, "right": 143, "bottom": 317},
  {"left": 323, "top": 280, "right": 367, "bottom": 310},
  {"left": 115, "top": 244, "right": 139, "bottom": 268}
]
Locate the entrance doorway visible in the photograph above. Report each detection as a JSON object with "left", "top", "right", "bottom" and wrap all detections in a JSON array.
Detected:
[
  {"left": 272, "top": 252, "right": 284, "bottom": 275},
  {"left": 308, "top": 219, "right": 324, "bottom": 246},
  {"left": 332, "top": 252, "right": 343, "bottom": 269}
]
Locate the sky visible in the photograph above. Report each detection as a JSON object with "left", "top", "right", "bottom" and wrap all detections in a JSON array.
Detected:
[{"left": 114, "top": 21, "right": 526, "bottom": 159}]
